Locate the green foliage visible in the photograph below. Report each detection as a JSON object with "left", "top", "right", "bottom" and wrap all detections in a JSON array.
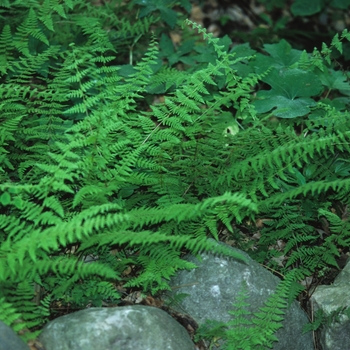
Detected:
[
  {"left": 291, "top": 0, "right": 350, "bottom": 16},
  {"left": 257, "top": 0, "right": 350, "bottom": 19},
  {"left": 132, "top": 0, "right": 191, "bottom": 28},
  {"left": 222, "top": 0, "right": 350, "bottom": 56},
  {"left": 0, "top": 1, "right": 255, "bottom": 339},
  {"left": 304, "top": 306, "right": 350, "bottom": 333},
  {"left": 1, "top": 0, "right": 350, "bottom": 347},
  {"left": 196, "top": 272, "right": 304, "bottom": 349}
]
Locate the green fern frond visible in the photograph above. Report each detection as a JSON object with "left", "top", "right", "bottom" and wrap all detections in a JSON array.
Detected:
[
  {"left": 125, "top": 244, "right": 196, "bottom": 293},
  {"left": 262, "top": 178, "right": 350, "bottom": 207},
  {"left": 1, "top": 281, "right": 49, "bottom": 340},
  {"left": 13, "top": 8, "right": 49, "bottom": 56}
]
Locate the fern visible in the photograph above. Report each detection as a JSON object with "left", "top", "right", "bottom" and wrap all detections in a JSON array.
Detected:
[
  {"left": 1, "top": 0, "right": 350, "bottom": 345},
  {"left": 196, "top": 272, "right": 304, "bottom": 349}
]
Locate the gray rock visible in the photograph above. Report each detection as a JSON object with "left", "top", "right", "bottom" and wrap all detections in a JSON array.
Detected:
[
  {"left": 39, "top": 306, "right": 195, "bottom": 350},
  {"left": 167, "top": 245, "right": 313, "bottom": 350},
  {"left": 0, "top": 321, "right": 30, "bottom": 350},
  {"left": 311, "top": 259, "right": 350, "bottom": 350}
]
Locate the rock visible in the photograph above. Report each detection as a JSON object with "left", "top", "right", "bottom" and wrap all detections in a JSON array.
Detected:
[
  {"left": 38, "top": 305, "right": 195, "bottom": 350},
  {"left": 311, "top": 259, "right": 350, "bottom": 350},
  {"left": 167, "top": 245, "right": 313, "bottom": 350},
  {"left": 0, "top": 321, "right": 30, "bottom": 350}
]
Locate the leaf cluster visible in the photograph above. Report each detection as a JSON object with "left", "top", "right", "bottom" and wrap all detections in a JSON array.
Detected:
[{"left": 1, "top": 1, "right": 350, "bottom": 348}]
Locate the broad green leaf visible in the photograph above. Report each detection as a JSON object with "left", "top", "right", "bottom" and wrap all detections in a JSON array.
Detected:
[
  {"left": 317, "top": 69, "right": 350, "bottom": 92},
  {"left": 13, "top": 197, "right": 24, "bottom": 210},
  {"left": 230, "top": 43, "right": 256, "bottom": 76},
  {"left": 254, "top": 40, "right": 302, "bottom": 73},
  {"left": 193, "top": 36, "right": 231, "bottom": 66},
  {"left": 263, "top": 40, "right": 301, "bottom": 65},
  {"left": 291, "top": 0, "right": 324, "bottom": 16},
  {"left": 304, "top": 164, "right": 318, "bottom": 179},
  {"left": 160, "top": 36, "right": 196, "bottom": 66},
  {"left": 119, "top": 186, "right": 137, "bottom": 199},
  {"left": 179, "top": 56, "right": 196, "bottom": 65},
  {"left": 179, "top": 0, "right": 192, "bottom": 12},
  {"left": 253, "top": 68, "right": 323, "bottom": 118},
  {"left": 133, "top": 0, "right": 187, "bottom": 27},
  {"left": 333, "top": 159, "right": 350, "bottom": 176},
  {"left": 177, "top": 40, "right": 196, "bottom": 56},
  {"left": 291, "top": 168, "right": 306, "bottom": 186},
  {"left": 330, "top": 0, "right": 350, "bottom": 9},
  {"left": 230, "top": 42, "right": 256, "bottom": 57},
  {"left": 159, "top": 8, "right": 177, "bottom": 28},
  {"left": 263, "top": 69, "right": 322, "bottom": 99},
  {"left": 254, "top": 92, "right": 316, "bottom": 118},
  {"left": 0, "top": 192, "right": 11, "bottom": 205},
  {"left": 159, "top": 34, "right": 174, "bottom": 57},
  {"left": 217, "top": 35, "right": 232, "bottom": 53},
  {"left": 321, "top": 97, "right": 350, "bottom": 111},
  {"left": 194, "top": 48, "right": 217, "bottom": 64},
  {"left": 118, "top": 64, "right": 136, "bottom": 77}
]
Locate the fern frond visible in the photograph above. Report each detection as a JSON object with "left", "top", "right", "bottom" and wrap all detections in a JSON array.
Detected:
[{"left": 13, "top": 8, "right": 49, "bottom": 56}]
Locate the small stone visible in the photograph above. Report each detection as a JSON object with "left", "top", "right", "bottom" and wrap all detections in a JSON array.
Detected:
[{"left": 0, "top": 321, "right": 30, "bottom": 350}]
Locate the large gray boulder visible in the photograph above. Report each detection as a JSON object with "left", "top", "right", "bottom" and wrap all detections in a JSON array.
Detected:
[
  {"left": 0, "top": 321, "right": 30, "bottom": 350},
  {"left": 167, "top": 245, "right": 313, "bottom": 350},
  {"left": 38, "top": 305, "right": 195, "bottom": 350},
  {"left": 311, "top": 259, "right": 350, "bottom": 350}
]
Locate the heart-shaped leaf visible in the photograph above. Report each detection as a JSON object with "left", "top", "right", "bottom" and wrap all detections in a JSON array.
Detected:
[{"left": 253, "top": 68, "right": 323, "bottom": 118}]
